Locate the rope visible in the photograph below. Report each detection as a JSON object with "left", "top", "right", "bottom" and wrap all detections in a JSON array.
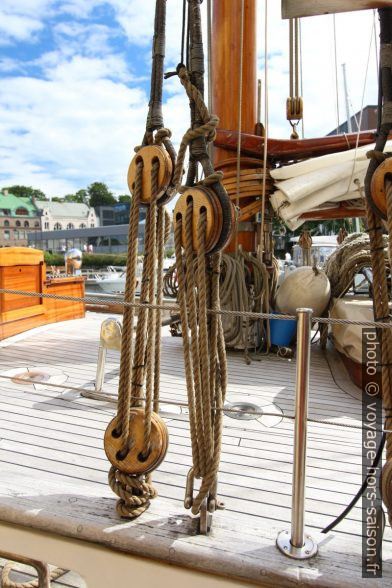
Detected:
[
  {"left": 298, "top": 229, "right": 312, "bottom": 266},
  {"left": 174, "top": 205, "right": 227, "bottom": 515},
  {"left": 260, "top": 0, "right": 269, "bottom": 259},
  {"left": 106, "top": 0, "right": 173, "bottom": 519},
  {"left": 5, "top": 287, "right": 392, "bottom": 328},
  {"left": 323, "top": 232, "right": 389, "bottom": 298},
  {"left": 362, "top": 7, "right": 392, "bottom": 528},
  {"left": 1, "top": 564, "right": 66, "bottom": 588}
]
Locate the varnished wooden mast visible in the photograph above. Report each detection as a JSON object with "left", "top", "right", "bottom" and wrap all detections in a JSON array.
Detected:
[
  {"left": 211, "top": 0, "right": 257, "bottom": 166},
  {"left": 211, "top": 0, "right": 258, "bottom": 252}
]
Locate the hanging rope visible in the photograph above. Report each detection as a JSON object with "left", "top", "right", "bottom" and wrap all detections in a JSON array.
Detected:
[
  {"left": 170, "top": 0, "right": 233, "bottom": 520},
  {"left": 287, "top": 17, "right": 303, "bottom": 140},
  {"left": 364, "top": 7, "right": 392, "bottom": 530},
  {"left": 104, "top": 0, "right": 174, "bottom": 519},
  {"left": 298, "top": 229, "right": 312, "bottom": 266}
]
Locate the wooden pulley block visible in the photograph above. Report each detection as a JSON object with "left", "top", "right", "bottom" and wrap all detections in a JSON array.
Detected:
[
  {"left": 173, "top": 186, "right": 222, "bottom": 253},
  {"left": 127, "top": 145, "right": 173, "bottom": 204},
  {"left": 218, "top": 198, "right": 237, "bottom": 251},
  {"left": 370, "top": 158, "right": 392, "bottom": 219},
  {"left": 286, "top": 96, "right": 303, "bottom": 121},
  {"left": 104, "top": 408, "right": 169, "bottom": 475}
]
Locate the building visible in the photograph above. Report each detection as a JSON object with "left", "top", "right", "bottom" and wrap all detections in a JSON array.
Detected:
[
  {"left": 94, "top": 203, "right": 146, "bottom": 226},
  {"left": 327, "top": 104, "right": 377, "bottom": 135},
  {"left": 0, "top": 190, "right": 41, "bottom": 247},
  {"left": 36, "top": 201, "right": 98, "bottom": 232},
  {"left": 29, "top": 223, "right": 144, "bottom": 254}
]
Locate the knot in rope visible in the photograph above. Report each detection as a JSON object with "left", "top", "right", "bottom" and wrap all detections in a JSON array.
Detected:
[
  {"left": 154, "top": 127, "right": 172, "bottom": 145},
  {"left": 109, "top": 467, "right": 157, "bottom": 519}
]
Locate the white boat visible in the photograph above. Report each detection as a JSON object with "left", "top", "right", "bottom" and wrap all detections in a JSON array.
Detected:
[{"left": 93, "top": 267, "right": 127, "bottom": 294}]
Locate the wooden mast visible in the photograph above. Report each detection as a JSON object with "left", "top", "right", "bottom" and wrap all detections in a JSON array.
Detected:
[{"left": 211, "top": 0, "right": 258, "bottom": 252}]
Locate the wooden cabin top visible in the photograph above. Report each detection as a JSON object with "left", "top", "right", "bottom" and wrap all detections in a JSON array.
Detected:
[{"left": 0, "top": 247, "right": 44, "bottom": 267}]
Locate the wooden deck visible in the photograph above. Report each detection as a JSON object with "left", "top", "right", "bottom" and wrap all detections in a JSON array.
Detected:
[{"left": 0, "top": 312, "right": 390, "bottom": 586}]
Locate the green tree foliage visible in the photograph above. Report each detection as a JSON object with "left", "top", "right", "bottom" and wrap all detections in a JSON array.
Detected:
[
  {"left": 87, "top": 182, "right": 116, "bottom": 207},
  {"left": 118, "top": 194, "right": 131, "bottom": 203},
  {"left": 4, "top": 185, "right": 47, "bottom": 200}
]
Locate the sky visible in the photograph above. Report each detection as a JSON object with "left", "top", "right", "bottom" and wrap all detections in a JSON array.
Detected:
[{"left": 0, "top": 1, "right": 380, "bottom": 200}]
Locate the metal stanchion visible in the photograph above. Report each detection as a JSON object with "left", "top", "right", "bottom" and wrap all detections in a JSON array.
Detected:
[{"left": 276, "top": 308, "right": 318, "bottom": 559}]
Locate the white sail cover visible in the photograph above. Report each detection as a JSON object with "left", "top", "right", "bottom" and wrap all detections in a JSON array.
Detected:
[{"left": 270, "top": 140, "right": 392, "bottom": 229}]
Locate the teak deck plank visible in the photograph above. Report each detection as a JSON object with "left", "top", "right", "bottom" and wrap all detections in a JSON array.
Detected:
[{"left": 0, "top": 313, "right": 390, "bottom": 587}]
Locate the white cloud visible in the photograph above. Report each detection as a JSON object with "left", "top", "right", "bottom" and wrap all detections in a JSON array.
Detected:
[{"left": 0, "top": 0, "right": 383, "bottom": 204}]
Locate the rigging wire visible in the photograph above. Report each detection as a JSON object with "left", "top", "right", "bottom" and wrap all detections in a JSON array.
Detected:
[
  {"left": 332, "top": 14, "right": 341, "bottom": 134},
  {"left": 207, "top": 0, "right": 213, "bottom": 159},
  {"left": 234, "top": 0, "right": 245, "bottom": 254},
  {"left": 259, "top": 0, "right": 269, "bottom": 258},
  {"left": 345, "top": 16, "right": 376, "bottom": 197},
  {"left": 299, "top": 18, "right": 304, "bottom": 139},
  {"left": 180, "top": 0, "right": 187, "bottom": 66},
  {"left": 374, "top": 9, "right": 379, "bottom": 75}
]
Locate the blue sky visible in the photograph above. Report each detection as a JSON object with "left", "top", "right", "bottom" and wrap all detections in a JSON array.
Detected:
[{"left": 0, "top": 1, "right": 380, "bottom": 200}]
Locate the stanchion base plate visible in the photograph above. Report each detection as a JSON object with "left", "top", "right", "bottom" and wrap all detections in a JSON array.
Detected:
[{"left": 276, "top": 530, "right": 318, "bottom": 559}]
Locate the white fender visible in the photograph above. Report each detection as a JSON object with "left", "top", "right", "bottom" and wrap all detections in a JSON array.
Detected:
[{"left": 276, "top": 266, "right": 331, "bottom": 317}]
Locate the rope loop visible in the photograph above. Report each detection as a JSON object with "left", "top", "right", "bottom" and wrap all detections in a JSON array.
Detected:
[
  {"left": 367, "top": 149, "right": 387, "bottom": 163},
  {"left": 154, "top": 127, "right": 172, "bottom": 145},
  {"left": 109, "top": 466, "right": 157, "bottom": 519}
]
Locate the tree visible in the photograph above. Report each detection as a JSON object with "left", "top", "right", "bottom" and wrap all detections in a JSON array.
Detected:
[
  {"left": 75, "top": 189, "right": 89, "bottom": 204},
  {"left": 87, "top": 182, "right": 116, "bottom": 208},
  {"left": 4, "top": 185, "right": 47, "bottom": 201},
  {"left": 118, "top": 194, "right": 131, "bottom": 203},
  {"left": 51, "top": 197, "right": 64, "bottom": 202}
]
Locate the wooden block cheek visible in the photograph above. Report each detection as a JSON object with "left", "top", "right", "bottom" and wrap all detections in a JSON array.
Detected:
[
  {"left": 127, "top": 146, "right": 172, "bottom": 203},
  {"left": 104, "top": 413, "right": 168, "bottom": 475},
  {"left": 370, "top": 159, "right": 392, "bottom": 216}
]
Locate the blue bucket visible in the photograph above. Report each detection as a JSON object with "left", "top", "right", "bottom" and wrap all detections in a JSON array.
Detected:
[{"left": 269, "top": 312, "right": 297, "bottom": 346}]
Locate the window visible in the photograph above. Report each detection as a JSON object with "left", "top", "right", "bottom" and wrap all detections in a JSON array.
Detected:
[
  {"left": 79, "top": 223, "right": 86, "bottom": 229},
  {"left": 13, "top": 229, "right": 18, "bottom": 239},
  {"left": 44, "top": 222, "right": 49, "bottom": 229},
  {"left": 67, "top": 223, "right": 74, "bottom": 230},
  {"left": 3, "top": 220, "right": 9, "bottom": 227},
  {"left": 15, "top": 207, "right": 28, "bottom": 216},
  {"left": 15, "top": 220, "right": 21, "bottom": 227},
  {"left": 90, "top": 223, "right": 94, "bottom": 228},
  {"left": 4, "top": 230, "right": 9, "bottom": 240},
  {"left": 54, "top": 223, "right": 62, "bottom": 230},
  {"left": 34, "top": 221, "right": 40, "bottom": 228},
  {"left": 24, "top": 221, "right": 29, "bottom": 228}
]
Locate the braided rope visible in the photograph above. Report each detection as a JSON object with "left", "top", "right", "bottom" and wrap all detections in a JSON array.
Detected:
[
  {"left": 170, "top": 66, "right": 220, "bottom": 193},
  {"left": 365, "top": 183, "right": 392, "bottom": 527},
  {"left": 174, "top": 200, "right": 227, "bottom": 515},
  {"left": 1, "top": 564, "right": 66, "bottom": 588},
  {"left": 108, "top": 140, "right": 170, "bottom": 518}
]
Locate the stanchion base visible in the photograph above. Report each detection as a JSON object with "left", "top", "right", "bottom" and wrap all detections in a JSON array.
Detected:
[{"left": 276, "top": 530, "right": 318, "bottom": 559}]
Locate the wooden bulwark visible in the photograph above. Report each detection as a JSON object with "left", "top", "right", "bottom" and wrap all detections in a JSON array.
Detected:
[{"left": 0, "top": 247, "right": 85, "bottom": 341}]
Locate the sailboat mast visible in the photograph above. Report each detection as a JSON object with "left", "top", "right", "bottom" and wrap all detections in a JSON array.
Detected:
[
  {"left": 211, "top": 0, "right": 257, "bottom": 165},
  {"left": 210, "top": 0, "right": 259, "bottom": 252}
]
